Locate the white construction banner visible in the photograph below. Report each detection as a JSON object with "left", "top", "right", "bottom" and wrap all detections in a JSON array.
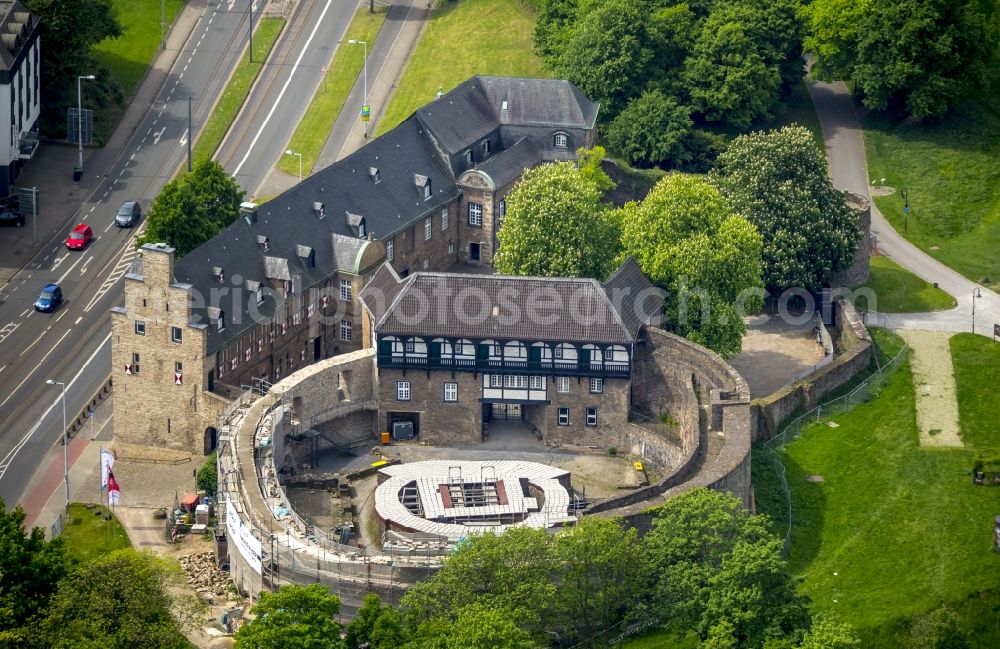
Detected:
[{"left": 226, "top": 497, "right": 263, "bottom": 574}]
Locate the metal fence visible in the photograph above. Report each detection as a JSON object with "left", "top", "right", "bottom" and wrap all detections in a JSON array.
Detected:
[{"left": 761, "top": 312, "right": 909, "bottom": 554}]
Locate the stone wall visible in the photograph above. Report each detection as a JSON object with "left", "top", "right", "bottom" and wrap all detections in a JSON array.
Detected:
[
  {"left": 586, "top": 328, "right": 753, "bottom": 518},
  {"left": 752, "top": 298, "right": 872, "bottom": 441},
  {"left": 831, "top": 193, "right": 871, "bottom": 288},
  {"left": 269, "top": 349, "right": 376, "bottom": 427},
  {"left": 385, "top": 201, "right": 459, "bottom": 276}
]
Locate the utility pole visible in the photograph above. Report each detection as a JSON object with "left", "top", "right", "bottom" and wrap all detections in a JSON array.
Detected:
[{"left": 249, "top": 2, "right": 254, "bottom": 63}]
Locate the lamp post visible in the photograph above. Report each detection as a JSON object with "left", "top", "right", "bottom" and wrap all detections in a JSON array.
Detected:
[
  {"left": 285, "top": 149, "right": 302, "bottom": 182},
  {"left": 46, "top": 379, "right": 68, "bottom": 513},
  {"left": 347, "top": 39, "right": 368, "bottom": 138},
  {"left": 77, "top": 75, "right": 95, "bottom": 175},
  {"left": 972, "top": 287, "right": 982, "bottom": 334}
]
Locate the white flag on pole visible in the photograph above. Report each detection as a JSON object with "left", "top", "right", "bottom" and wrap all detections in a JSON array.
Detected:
[{"left": 100, "top": 450, "right": 115, "bottom": 491}]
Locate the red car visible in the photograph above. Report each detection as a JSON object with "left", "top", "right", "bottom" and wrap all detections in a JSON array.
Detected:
[{"left": 65, "top": 223, "right": 93, "bottom": 250}]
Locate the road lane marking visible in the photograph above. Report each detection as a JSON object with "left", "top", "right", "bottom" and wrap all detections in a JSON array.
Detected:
[
  {"left": 19, "top": 328, "right": 47, "bottom": 357},
  {"left": 19, "top": 308, "right": 27, "bottom": 317},
  {"left": 153, "top": 126, "right": 166, "bottom": 145},
  {"left": 0, "top": 333, "right": 110, "bottom": 480},
  {"left": 84, "top": 246, "right": 137, "bottom": 313},
  {"left": 104, "top": 221, "right": 114, "bottom": 233},
  {"left": 56, "top": 250, "right": 88, "bottom": 285},
  {"left": 233, "top": 0, "right": 336, "bottom": 176},
  {"left": 55, "top": 310, "right": 67, "bottom": 323},
  {"left": 0, "top": 322, "right": 18, "bottom": 343},
  {"left": 50, "top": 253, "right": 68, "bottom": 271},
  {"left": 74, "top": 316, "right": 82, "bottom": 325}
]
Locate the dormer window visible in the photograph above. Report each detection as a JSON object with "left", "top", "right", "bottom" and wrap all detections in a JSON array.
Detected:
[
  {"left": 256, "top": 234, "right": 269, "bottom": 251},
  {"left": 554, "top": 132, "right": 568, "bottom": 149},
  {"left": 464, "top": 150, "right": 473, "bottom": 166},
  {"left": 414, "top": 174, "right": 431, "bottom": 200},
  {"left": 256, "top": 287, "right": 263, "bottom": 304},
  {"left": 212, "top": 266, "right": 224, "bottom": 284},
  {"left": 313, "top": 201, "right": 325, "bottom": 218},
  {"left": 297, "top": 244, "right": 315, "bottom": 267},
  {"left": 218, "top": 310, "right": 225, "bottom": 332},
  {"left": 247, "top": 280, "right": 263, "bottom": 304},
  {"left": 481, "top": 140, "right": 491, "bottom": 155},
  {"left": 369, "top": 167, "right": 380, "bottom": 184},
  {"left": 501, "top": 100, "right": 508, "bottom": 111},
  {"left": 358, "top": 220, "right": 366, "bottom": 238}
]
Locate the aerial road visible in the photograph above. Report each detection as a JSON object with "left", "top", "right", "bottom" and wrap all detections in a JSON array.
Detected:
[{"left": 0, "top": 0, "right": 264, "bottom": 508}]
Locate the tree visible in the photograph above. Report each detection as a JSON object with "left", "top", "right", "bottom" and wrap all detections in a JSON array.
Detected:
[
  {"left": 712, "top": 126, "right": 861, "bottom": 292},
  {"left": 196, "top": 451, "right": 218, "bottom": 495},
  {"left": 345, "top": 593, "right": 383, "bottom": 649},
  {"left": 137, "top": 160, "right": 246, "bottom": 257},
  {"left": 551, "top": 517, "right": 643, "bottom": 644},
  {"left": 798, "top": 615, "right": 861, "bottom": 649},
  {"left": 494, "top": 161, "right": 620, "bottom": 280},
  {"left": 604, "top": 91, "right": 693, "bottom": 168},
  {"left": 576, "top": 146, "right": 615, "bottom": 194},
  {"left": 24, "top": 0, "right": 122, "bottom": 137},
  {"left": 804, "top": 0, "right": 999, "bottom": 120},
  {"left": 619, "top": 174, "right": 763, "bottom": 357},
  {"left": 0, "top": 501, "right": 68, "bottom": 645},
  {"left": 445, "top": 604, "right": 540, "bottom": 649},
  {"left": 234, "top": 584, "right": 346, "bottom": 649},
  {"left": 683, "top": 10, "right": 782, "bottom": 127},
  {"left": 36, "top": 549, "right": 192, "bottom": 648},
  {"left": 400, "top": 527, "right": 556, "bottom": 637},
  {"left": 642, "top": 489, "right": 809, "bottom": 646}
]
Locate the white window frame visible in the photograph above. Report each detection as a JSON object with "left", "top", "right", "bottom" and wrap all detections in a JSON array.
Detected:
[
  {"left": 554, "top": 132, "right": 568, "bottom": 148},
  {"left": 340, "top": 319, "right": 352, "bottom": 341},
  {"left": 397, "top": 381, "right": 410, "bottom": 401},
  {"left": 423, "top": 258, "right": 429, "bottom": 270},
  {"left": 468, "top": 202, "right": 483, "bottom": 226},
  {"left": 557, "top": 408, "right": 569, "bottom": 426},
  {"left": 171, "top": 326, "right": 182, "bottom": 344},
  {"left": 444, "top": 382, "right": 458, "bottom": 402},
  {"left": 440, "top": 207, "right": 449, "bottom": 231},
  {"left": 387, "top": 240, "right": 394, "bottom": 262},
  {"left": 528, "top": 376, "right": 544, "bottom": 390},
  {"left": 556, "top": 376, "right": 570, "bottom": 393},
  {"left": 134, "top": 320, "right": 145, "bottom": 336},
  {"left": 423, "top": 181, "right": 432, "bottom": 200},
  {"left": 586, "top": 407, "right": 598, "bottom": 427},
  {"left": 340, "top": 279, "right": 352, "bottom": 302},
  {"left": 464, "top": 150, "right": 473, "bottom": 166},
  {"left": 498, "top": 199, "right": 506, "bottom": 222},
  {"left": 424, "top": 216, "right": 432, "bottom": 241},
  {"left": 404, "top": 339, "right": 415, "bottom": 353},
  {"left": 175, "top": 361, "right": 183, "bottom": 374},
  {"left": 482, "top": 139, "right": 491, "bottom": 155},
  {"left": 256, "top": 287, "right": 264, "bottom": 305},
  {"left": 489, "top": 374, "right": 502, "bottom": 388},
  {"left": 132, "top": 353, "right": 141, "bottom": 375},
  {"left": 603, "top": 347, "right": 614, "bottom": 361},
  {"left": 553, "top": 346, "right": 564, "bottom": 359},
  {"left": 448, "top": 242, "right": 455, "bottom": 254},
  {"left": 590, "top": 377, "right": 604, "bottom": 394}
]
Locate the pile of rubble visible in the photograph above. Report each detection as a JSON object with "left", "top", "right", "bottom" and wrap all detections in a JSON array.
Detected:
[{"left": 178, "top": 551, "right": 231, "bottom": 598}]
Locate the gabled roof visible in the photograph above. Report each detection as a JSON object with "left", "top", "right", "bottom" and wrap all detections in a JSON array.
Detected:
[
  {"left": 602, "top": 257, "right": 664, "bottom": 339},
  {"left": 0, "top": 0, "right": 38, "bottom": 72},
  {"left": 360, "top": 259, "right": 658, "bottom": 345}
]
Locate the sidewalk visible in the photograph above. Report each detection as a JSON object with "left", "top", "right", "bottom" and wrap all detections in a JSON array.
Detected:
[
  {"left": 254, "top": 0, "right": 429, "bottom": 198},
  {"left": 0, "top": 0, "right": 209, "bottom": 290}
]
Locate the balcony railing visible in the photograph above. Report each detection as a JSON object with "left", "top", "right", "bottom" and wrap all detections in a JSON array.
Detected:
[{"left": 376, "top": 354, "right": 630, "bottom": 378}]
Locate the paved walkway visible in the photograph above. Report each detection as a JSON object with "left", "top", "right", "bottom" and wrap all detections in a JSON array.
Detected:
[
  {"left": 0, "top": 0, "right": 209, "bottom": 290},
  {"left": 806, "top": 77, "right": 1000, "bottom": 334}
]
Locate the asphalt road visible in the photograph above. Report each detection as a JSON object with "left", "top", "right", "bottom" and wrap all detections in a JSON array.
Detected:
[
  {"left": 216, "top": 0, "right": 356, "bottom": 195},
  {"left": 807, "top": 77, "right": 1000, "bottom": 332},
  {"left": 0, "top": 0, "right": 262, "bottom": 508}
]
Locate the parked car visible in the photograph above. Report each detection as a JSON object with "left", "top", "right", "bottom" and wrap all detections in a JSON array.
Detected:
[
  {"left": 115, "top": 200, "right": 141, "bottom": 227},
  {"left": 65, "top": 223, "right": 93, "bottom": 250},
  {"left": 0, "top": 210, "right": 25, "bottom": 227},
  {"left": 34, "top": 283, "right": 63, "bottom": 312}
]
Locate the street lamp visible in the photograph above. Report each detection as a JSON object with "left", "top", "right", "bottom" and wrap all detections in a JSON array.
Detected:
[
  {"left": 46, "top": 379, "right": 68, "bottom": 513},
  {"left": 347, "top": 39, "right": 368, "bottom": 138},
  {"left": 972, "top": 287, "right": 982, "bottom": 334},
  {"left": 77, "top": 74, "right": 96, "bottom": 176},
  {"left": 285, "top": 149, "right": 302, "bottom": 182}
]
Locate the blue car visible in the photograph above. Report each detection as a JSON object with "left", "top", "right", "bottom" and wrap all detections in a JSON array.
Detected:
[{"left": 34, "top": 283, "right": 63, "bottom": 312}]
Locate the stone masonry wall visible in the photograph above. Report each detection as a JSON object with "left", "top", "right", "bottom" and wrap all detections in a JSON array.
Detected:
[
  {"left": 831, "top": 193, "right": 871, "bottom": 288},
  {"left": 376, "top": 368, "right": 483, "bottom": 446},
  {"left": 752, "top": 298, "right": 872, "bottom": 441}
]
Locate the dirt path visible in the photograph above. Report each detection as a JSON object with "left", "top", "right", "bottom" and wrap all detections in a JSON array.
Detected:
[{"left": 899, "top": 330, "right": 963, "bottom": 447}]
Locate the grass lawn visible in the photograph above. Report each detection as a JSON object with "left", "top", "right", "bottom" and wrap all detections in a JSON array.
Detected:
[
  {"left": 60, "top": 503, "right": 132, "bottom": 565},
  {"left": 951, "top": 333, "right": 1000, "bottom": 451},
  {"left": 857, "top": 255, "right": 957, "bottom": 313},
  {"left": 375, "top": 0, "right": 545, "bottom": 137},
  {"left": 191, "top": 17, "right": 285, "bottom": 165},
  {"left": 95, "top": 0, "right": 186, "bottom": 99},
  {"left": 753, "top": 332, "right": 1000, "bottom": 647},
  {"left": 276, "top": 6, "right": 388, "bottom": 176},
  {"left": 863, "top": 86, "right": 1000, "bottom": 290}
]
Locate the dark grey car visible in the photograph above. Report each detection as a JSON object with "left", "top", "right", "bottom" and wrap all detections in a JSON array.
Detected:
[{"left": 115, "top": 201, "right": 142, "bottom": 227}]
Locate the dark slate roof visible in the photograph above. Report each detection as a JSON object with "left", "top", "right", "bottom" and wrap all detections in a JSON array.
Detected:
[
  {"left": 602, "top": 257, "right": 664, "bottom": 339},
  {"left": 475, "top": 137, "right": 540, "bottom": 189},
  {"left": 479, "top": 76, "right": 599, "bottom": 129},
  {"left": 0, "top": 0, "right": 37, "bottom": 71},
  {"left": 360, "top": 260, "right": 657, "bottom": 345},
  {"left": 415, "top": 76, "right": 599, "bottom": 155}
]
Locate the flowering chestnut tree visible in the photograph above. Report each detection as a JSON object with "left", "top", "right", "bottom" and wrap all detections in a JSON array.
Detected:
[
  {"left": 494, "top": 161, "right": 620, "bottom": 280},
  {"left": 712, "top": 126, "right": 861, "bottom": 292},
  {"left": 620, "top": 174, "right": 763, "bottom": 357}
]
